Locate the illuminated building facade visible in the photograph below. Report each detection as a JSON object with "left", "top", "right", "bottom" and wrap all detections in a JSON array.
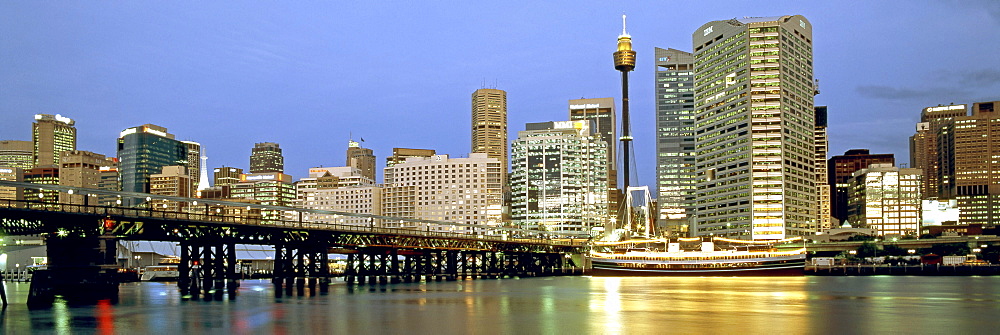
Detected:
[
  {"left": 382, "top": 153, "right": 503, "bottom": 232},
  {"left": 953, "top": 101, "right": 1000, "bottom": 224},
  {"left": 692, "top": 15, "right": 817, "bottom": 239},
  {"left": 385, "top": 148, "right": 436, "bottom": 184},
  {"left": 0, "top": 167, "right": 24, "bottom": 201},
  {"left": 117, "top": 124, "right": 188, "bottom": 201},
  {"left": 32, "top": 114, "right": 76, "bottom": 167},
  {"left": 182, "top": 141, "right": 203, "bottom": 192},
  {"left": 847, "top": 164, "right": 922, "bottom": 236},
  {"left": 510, "top": 121, "right": 609, "bottom": 234},
  {"left": 471, "top": 88, "right": 508, "bottom": 173},
  {"left": 814, "top": 106, "right": 831, "bottom": 230},
  {"left": 213, "top": 166, "right": 243, "bottom": 187},
  {"left": 568, "top": 98, "right": 619, "bottom": 221},
  {"left": 59, "top": 150, "right": 116, "bottom": 205},
  {"left": 653, "top": 47, "right": 696, "bottom": 236},
  {"left": 346, "top": 140, "right": 376, "bottom": 182},
  {"left": 300, "top": 185, "right": 383, "bottom": 226},
  {"left": 149, "top": 165, "right": 192, "bottom": 211},
  {"left": 909, "top": 104, "right": 967, "bottom": 200},
  {"left": 249, "top": 142, "right": 283, "bottom": 174},
  {"left": 23, "top": 167, "right": 59, "bottom": 205},
  {"left": 231, "top": 171, "right": 296, "bottom": 220},
  {"left": 0, "top": 140, "right": 34, "bottom": 170},
  {"left": 828, "top": 149, "right": 895, "bottom": 224}
]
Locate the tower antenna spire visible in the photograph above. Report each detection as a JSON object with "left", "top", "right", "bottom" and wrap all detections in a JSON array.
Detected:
[{"left": 621, "top": 13, "right": 628, "bottom": 36}]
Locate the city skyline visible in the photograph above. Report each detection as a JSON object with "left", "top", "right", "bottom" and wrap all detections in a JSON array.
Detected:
[{"left": 2, "top": 2, "right": 1000, "bottom": 186}]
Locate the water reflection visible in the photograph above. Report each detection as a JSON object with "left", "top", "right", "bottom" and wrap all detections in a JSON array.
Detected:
[{"left": 2, "top": 276, "right": 1000, "bottom": 333}]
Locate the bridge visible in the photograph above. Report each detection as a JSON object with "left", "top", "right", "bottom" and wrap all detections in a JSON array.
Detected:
[{"left": 0, "top": 181, "right": 588, "bottom": 307}]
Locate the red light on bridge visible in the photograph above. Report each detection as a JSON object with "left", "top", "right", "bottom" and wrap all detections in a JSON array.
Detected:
[{"left": 103, "top": 218, "right": 115, "bottom": 229}]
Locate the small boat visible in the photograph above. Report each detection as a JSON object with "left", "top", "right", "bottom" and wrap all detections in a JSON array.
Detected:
[
  {"left": 587, "top": 236, "right": 807, "bottom": 276},
  {"left": 140, "top": 265, "right": 180, "bottom": 281}
]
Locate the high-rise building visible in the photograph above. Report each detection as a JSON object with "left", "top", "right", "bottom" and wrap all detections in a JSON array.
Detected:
[
  {"left": 382, "top": 153, "right": 503, "bottom": 232},
  {"left": 828, "top": 149, "right": 895, "bottom": 224},
  {"left": 0, "top": 140, "right": 34, "bottom": 170},
  {"left": 653, "top": 47, "right": 696, "bottom": 236},
  {"left": 692, "top": 15, "right": 817, "bottom": 239},
  {"left": 346, "top": 140, "right": 376, "bottom": 182},
  {"left": 471, "top": 88, "right": 508, "bottom": 171},
  {"left": 59, "top": 150, "right": 116, "bottom": 205},
  {"left": 149, "top": 165, "right": 192, "bottom": 211},
  {"left": 250, "top": 142, "right": 283, "bottom": 174},
  {"left": 910, "top": 104, "right": 967, "bottom": 200},
  {"left": 953, "top": 101, "right": 1000, "bottom": 225},
  {"left": 117, "top": 125, "right": 188, "bottom": 201},
  {"left": 847, "top": 164, "right": 922, "bottom": 236},
  {"left": 568, "top": 98, "right": 620, "bottom": 221},
  {"left": 182, "top": 141, "right": 203, "bottom": 192},
  {"left": 510, "top": 121, "right": 609, "bottom": 234},
  {"left": 32, "top": 114, "right": 76, "bottom": 167},
  {"left": 814, "top": 106, "right": 831, "bottom": 230},
  {"left": 213, "top": 166, "right": 243, "bottom": 187}
]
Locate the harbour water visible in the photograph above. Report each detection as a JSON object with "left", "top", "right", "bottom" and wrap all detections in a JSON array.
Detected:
[{"left": 3, "top": 276, "right": 1000, "bottom": 333}]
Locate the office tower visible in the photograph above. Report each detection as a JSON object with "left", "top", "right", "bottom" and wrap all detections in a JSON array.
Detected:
[
  {"left": 59, "top": 150, "right": 116, "bottom": 205},
  {"left": 149, "top": 165, "right": 192, "bottom": 211},
  {"left": 250, "top": 142, "right": 283, "bottom": 174},
  {"left": 0, "top": 167, "right": 24, "bottom": 201},
  {"left": 231, "top": 171, "right": 295, "bottom": 220},
  {"left": 510, "top": 121, "right": 609, "bottom": 234},
  {"left": 98, "top": 163, "right": 119, "bottom": 206},
  {"left": 568, "top": 98, "right": 620, "bottom": 221},
  {"left": 953, "top": 101, "right": 1000, "bottom": 224},
  {"left": 182, "top": 141, "right": 203, "bottom": 193},
  {"left": 653, "top": 47, "right": 696, "bottom": 236},
  {"left": 346, "top": 140, "right": 376, "bottom": 182},
  {"left": 828, "top": 149, "right": 895, "bottom": 224},
  {"left": 692, "top": 15, "right": 816, "bottom": 239},
  {"left": 909, "top": 104, "right": 967, "bottom": 200},
  {"left": 382, "top": 153, "right": 502, "bottom": 232},
  {"left": 32, "top": 114, "right": 76, "bottom": 167},
  {"left": 814, "top": 106, "right": 831, "bottom": 230},
  {"left": 0, "top": 140, "right": 34, "bottom": 170},
  {"left": 213, "top": 166, "right": 243, "bottom": 187},
  {"left": 117, "top": 125, "right": 188, "bottom": 201},
  {"left": 847, "top": 164, "right": 922, "bottom": 236},
  {"left": 471, "top": 88, "right": 508, "bottom": 171},
  {"left": 23, "top": 167, "right": 59, "bottom": 205}
]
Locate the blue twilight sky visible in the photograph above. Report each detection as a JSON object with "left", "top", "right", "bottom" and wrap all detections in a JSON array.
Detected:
[{"left": 2, "top": 1, "right": 999, "bottom": 189}]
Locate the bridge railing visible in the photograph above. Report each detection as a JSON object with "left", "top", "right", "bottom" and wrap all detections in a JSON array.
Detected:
[{"left": 0, "top": 198, "right": 586, "bottom": 247}]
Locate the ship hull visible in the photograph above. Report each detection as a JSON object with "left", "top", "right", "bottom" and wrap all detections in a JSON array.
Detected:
[
  {"left": 587, "top": 261, "right": 806, "bottom": 276},
  {"left": 587, "top": 255, "right": 806, "bottom": 276}
]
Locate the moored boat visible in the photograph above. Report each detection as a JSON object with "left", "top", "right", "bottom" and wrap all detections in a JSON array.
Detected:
[{"left": 587, "top": 236, "right": 807, "bottom": 276}]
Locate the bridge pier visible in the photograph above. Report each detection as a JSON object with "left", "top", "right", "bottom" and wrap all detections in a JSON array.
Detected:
[
  {"left": 272, "top": 242, "right": 331, "bottom": 297},
  {"left": 26, "top": 231, "right": 119, "bottom": 308},
  {"left": 179, "top": 241, "right": 238, "bottom": 301}
]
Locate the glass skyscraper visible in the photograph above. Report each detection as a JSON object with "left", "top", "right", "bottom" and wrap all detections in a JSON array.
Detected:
[
  {"left": 117, "top": 124, "right": 188, "bottom": 201},
  {"left": 654, "top": 47, "right": 696, "bottom": 237},
  {"left": 510, "top": 120, "right": 609, "bottom": 234}
]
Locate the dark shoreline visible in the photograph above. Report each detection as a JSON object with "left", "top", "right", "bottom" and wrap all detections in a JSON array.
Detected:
[{"left": 807, "top": 265, "right": 1000, "bottom": 276}]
